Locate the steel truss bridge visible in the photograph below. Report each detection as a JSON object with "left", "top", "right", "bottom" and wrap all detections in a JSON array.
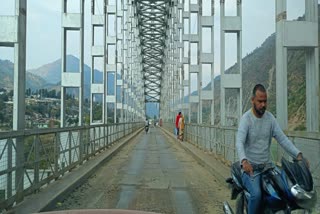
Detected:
[{"left": 0, "top": 0, "right": 319, "bottom": 212}]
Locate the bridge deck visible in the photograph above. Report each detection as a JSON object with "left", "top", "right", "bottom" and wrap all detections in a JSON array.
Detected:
[{"left": 12, "top": 127, "right": 232, "bottom": 214}]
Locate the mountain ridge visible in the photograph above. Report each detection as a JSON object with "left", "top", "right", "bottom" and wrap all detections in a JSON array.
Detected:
[
  {"left": 28, "top": 55, "right": 104, "bottom": 85},
  {"left": 0, "top": 55, "right": 105, "bottom": 98},
  {"left": 0, "top": 59, "right": 50, "bottom": 91}
]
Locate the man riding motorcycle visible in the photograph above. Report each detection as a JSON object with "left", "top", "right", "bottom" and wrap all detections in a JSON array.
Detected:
[
  {"left": 235, "top": 84, "right": 309, "bottom": 214},
  {"left": 223, "top": 156, "right": 316, "bottom": 214}
]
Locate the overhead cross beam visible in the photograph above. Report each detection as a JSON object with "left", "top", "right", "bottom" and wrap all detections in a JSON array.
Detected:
[{"left": 135, "top": 0, "right": 171, "bottom": 103}]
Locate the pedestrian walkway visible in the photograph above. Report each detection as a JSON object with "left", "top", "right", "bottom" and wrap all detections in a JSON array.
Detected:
[
  {"left": 9, "top": 129, "right": 143, "bottom": 214},
  {"left": 160, "top": 127, "right": 230, "bottom": 185},
  {"left": 8, "top": 126, "right": 231, "bottom": 214}
]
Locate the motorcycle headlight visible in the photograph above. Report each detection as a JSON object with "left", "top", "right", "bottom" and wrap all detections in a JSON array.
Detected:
[{"left": 290, "top": 184, "right": 317, "bottom": 208}]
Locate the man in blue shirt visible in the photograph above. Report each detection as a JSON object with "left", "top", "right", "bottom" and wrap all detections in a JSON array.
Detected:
[{"left": 236, "top": 84, "right": 305, "bottom": 213}]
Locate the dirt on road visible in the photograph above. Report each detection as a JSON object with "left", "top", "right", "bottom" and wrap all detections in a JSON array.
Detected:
[{"left": 52, "top": 128, "right": 233, "bottom": 214}]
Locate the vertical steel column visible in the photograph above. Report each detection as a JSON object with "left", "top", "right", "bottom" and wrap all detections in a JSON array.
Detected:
[
  {"left": 220, "top": 0, "right": 242, "bottom": 126},
  {"left": 198, "top": 0, "right": 203, "bottom": 124},
  {"left": 169, "top": 9, "right": 175, "bottom": 122},
  {"left": 163, "top": 41, "right": 170, "bottom": 122},
  {"left": 13, "top": 0, "right": 27, "bottom": 132},
  {"left": 187, "top": 0, "right": 200, "bottom": 123},
  {"left": 122, "top": 0, "right": 128, "bottom": 122},
  {"left": 237, "top": 0, "right": 243, "bottom": 124},
  {"left": 116, "top": 0, "right": 124, "bottom": 123},
  {"left": 128, "top": 2, "right": 133, "bottom": 121},
  {"left": 61, "top": 0, "right": 85, "bottom": 127},
  {"left": 305, "top": 0, "right": 319, "bottom": 131},
  {"left": 0, "top": 0, "right": 27, "bottom": 202},
  {"left": 172, "top": 3, "right": 178, "bottom": 118},
  {"left": 132, "top": 13, "right": 141, "bottom": 121},
  {"left": 276, "top": 0, "right": 319, "bottom": 131},
  {"left": 169, "top": 9, "right": 173, "bottom": 121},
  {"left": 127, "top": 2, "right": 132, "bottom": 121},
  {"left": 90, "top": 0, "right": 106, "bottom": 125},
  {"left": 210, "top": 0, "right": 215, "bottom": 125},
  {"left": 15, "top": 0, "right": 27, "bottom": 203},
  {"left": 199, "top": 0, "right": 215, "bottom": 125},
  {"left": 106, "top": 1, "right": 117, "bottom": 123},
  {"left": 177, "top": 1, "right": 184, "bottom": 116},
  {"left": 136, "top": 31, "right": 143, "bottom": 120},
  {"left": 171, "top": 16, "right": 175, "bottom": 122},
  {"left": 182, "top": 0, "right": 191, "bottom": 123},
  {"left": 275, "top": 0, "right": 287, "bottom": 129},
  {"left": 173, "top": 4, "right": 177, "bottom": 122}
]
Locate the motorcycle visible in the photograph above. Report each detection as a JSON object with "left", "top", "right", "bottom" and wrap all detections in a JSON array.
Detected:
[{"left": 223, "top": 157, "right": 317, "bottom": 214}]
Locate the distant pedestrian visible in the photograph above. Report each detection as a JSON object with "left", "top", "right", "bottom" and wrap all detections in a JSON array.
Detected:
[
  {"left": 178, "top": 114, "right": 185, "bottom": 141},
  {"left": 175, "top": 112, "right": 181, "bottom": 138},
  {"left": 145, "top": 119, "right": 149, "bottom": 134}
]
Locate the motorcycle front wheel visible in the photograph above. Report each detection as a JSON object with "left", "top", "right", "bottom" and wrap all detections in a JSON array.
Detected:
[
  {"left": 235, "top": 193, "right": 275, "bottom": 214},
  {"left": 236, "top": 192, "right": 247, "bottom": 214}
]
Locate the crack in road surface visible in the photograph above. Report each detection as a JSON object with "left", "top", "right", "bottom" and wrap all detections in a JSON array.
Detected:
[{"left": 52, "top": 127, "right": 233, "bottom": 214}]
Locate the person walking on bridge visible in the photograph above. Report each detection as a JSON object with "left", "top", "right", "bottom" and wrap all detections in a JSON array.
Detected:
[
  {"left": 175, "top": 112, "right": 181, "bottom": 138},
  {"left": 178, "top": 113, "right": 185, "bottom": 141},
  {"left": 236, "top": 84, "right": 307, "bottom": 214},
  {"left": 145, "top": 119, "right": 149, "bottom": 134}
]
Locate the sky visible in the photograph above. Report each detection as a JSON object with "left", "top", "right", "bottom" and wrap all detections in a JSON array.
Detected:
[
  {"left": 214, "top": 0, "right": 305, "bottom": 73},
  {"left": 0, "top": 0, "right": 307, "bottom": 83}
]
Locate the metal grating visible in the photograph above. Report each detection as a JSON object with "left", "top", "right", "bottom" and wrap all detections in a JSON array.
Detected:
[{"left": 135, "top": 0, "right": 171, "bottom": 103}]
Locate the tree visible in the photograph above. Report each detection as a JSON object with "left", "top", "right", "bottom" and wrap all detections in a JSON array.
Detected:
[
  {"left": 0, "top": 94, "right": 8, "bottom": 102},
  {"left": 0, "top": 99, "right": 3, "bottom": 107},
  {"left": 0, "top": 112, "right": 4, "bottom": 122},
  {"left": 26, "top": 88, "right": 31, "bottom": 96}
]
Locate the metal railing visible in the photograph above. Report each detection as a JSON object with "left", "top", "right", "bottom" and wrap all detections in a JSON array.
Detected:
[
  {"left": 0, "top": 122, "right": 142, "bottom": 211},
  {"left": 164, "top": 122, "right": 320, "bottom": 188}
]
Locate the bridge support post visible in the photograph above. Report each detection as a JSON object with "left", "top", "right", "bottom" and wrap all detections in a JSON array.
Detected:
[
  {"left": 220, "top": 0, "right": 242, "bottom": 127},
  {"left": 90, "top": 0, "right": 106, "bottom": 125},
  {"left": 0, "top": 0, "right": 27, "bottom": 203},
  {"left": 14, "top": 0, "right": 27, "bottom": 203},
  {"left": 199, "top": 0, "right": 215, "bottom": 125},
  {"left": 188, "top": 0, "right": 201, "bottom": 124},
  {"left": 276, "top": 0, "right": 319, "bottom": 131},
  {"left": 105, "top": 1, "right": 118, "bottom": 124},
  {"left": 60, "top": 0, "right": 85, "bottom": 128}
]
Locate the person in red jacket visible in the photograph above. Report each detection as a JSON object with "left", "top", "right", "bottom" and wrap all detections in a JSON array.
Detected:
[{"left": 175, "top": 112, "right": 181, "bottom": 138}]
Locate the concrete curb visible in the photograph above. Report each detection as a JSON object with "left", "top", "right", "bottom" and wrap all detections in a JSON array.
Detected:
[
  {"left": 10, "top": 128, "right": 144, "bottom": 214},
  {"left": 160, "top": 127, "right": 230, "bottom": 187}
]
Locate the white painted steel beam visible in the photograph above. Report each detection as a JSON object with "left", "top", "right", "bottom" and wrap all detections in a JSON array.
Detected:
[
  {"left": 220, "top": 0, "right": 242, "bottom": 127},
  {"left": 60, "top": 0, "right": 84, "bottom": 127},
  {"left": 276, "top": 0, "right": 319, "bottom": 131},
  {"left": 0, "top": 16, "right": 18, "bottom": 46}
]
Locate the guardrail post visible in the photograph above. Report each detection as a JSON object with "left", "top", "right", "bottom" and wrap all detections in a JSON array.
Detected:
[
  {"left": 123, "top": 123, "right": 125, "bottom": 138},
  {"left": 233, "top": 131, "right": 236, "bottom": 163},
  {"left": 34, "top": 136, "right": 40, "bottom": 190},
  {"left": 54, "top": 133, "right": 60, "bottom": 179},
  {"left": 197, "top": 125, "right": 199, "bottom": 146},
  {"left": 106, "top": 125, "right": 109, "bottom": 147},
  {"left": 117, "top": 124, "right": 119, "bottom": 141},
  {"left": 7, "top": 139, "right": 13, "bottom": 199},
  {"left": 223, "top": 128, "right": 226, "bottom": 159},
  {"left": 68, "top": 132, "right": 72, "bottom": 169},
  {"left": 15, "top": 136, "right": 24, "bottom": 203},
  {"left": 79, "top": 128, "right": 83, "bottom": 163}
]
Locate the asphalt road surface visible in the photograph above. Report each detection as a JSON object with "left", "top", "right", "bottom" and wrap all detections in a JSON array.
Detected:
[{"left": 52, "top": 127, "right": 232, "bottom": 214}]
